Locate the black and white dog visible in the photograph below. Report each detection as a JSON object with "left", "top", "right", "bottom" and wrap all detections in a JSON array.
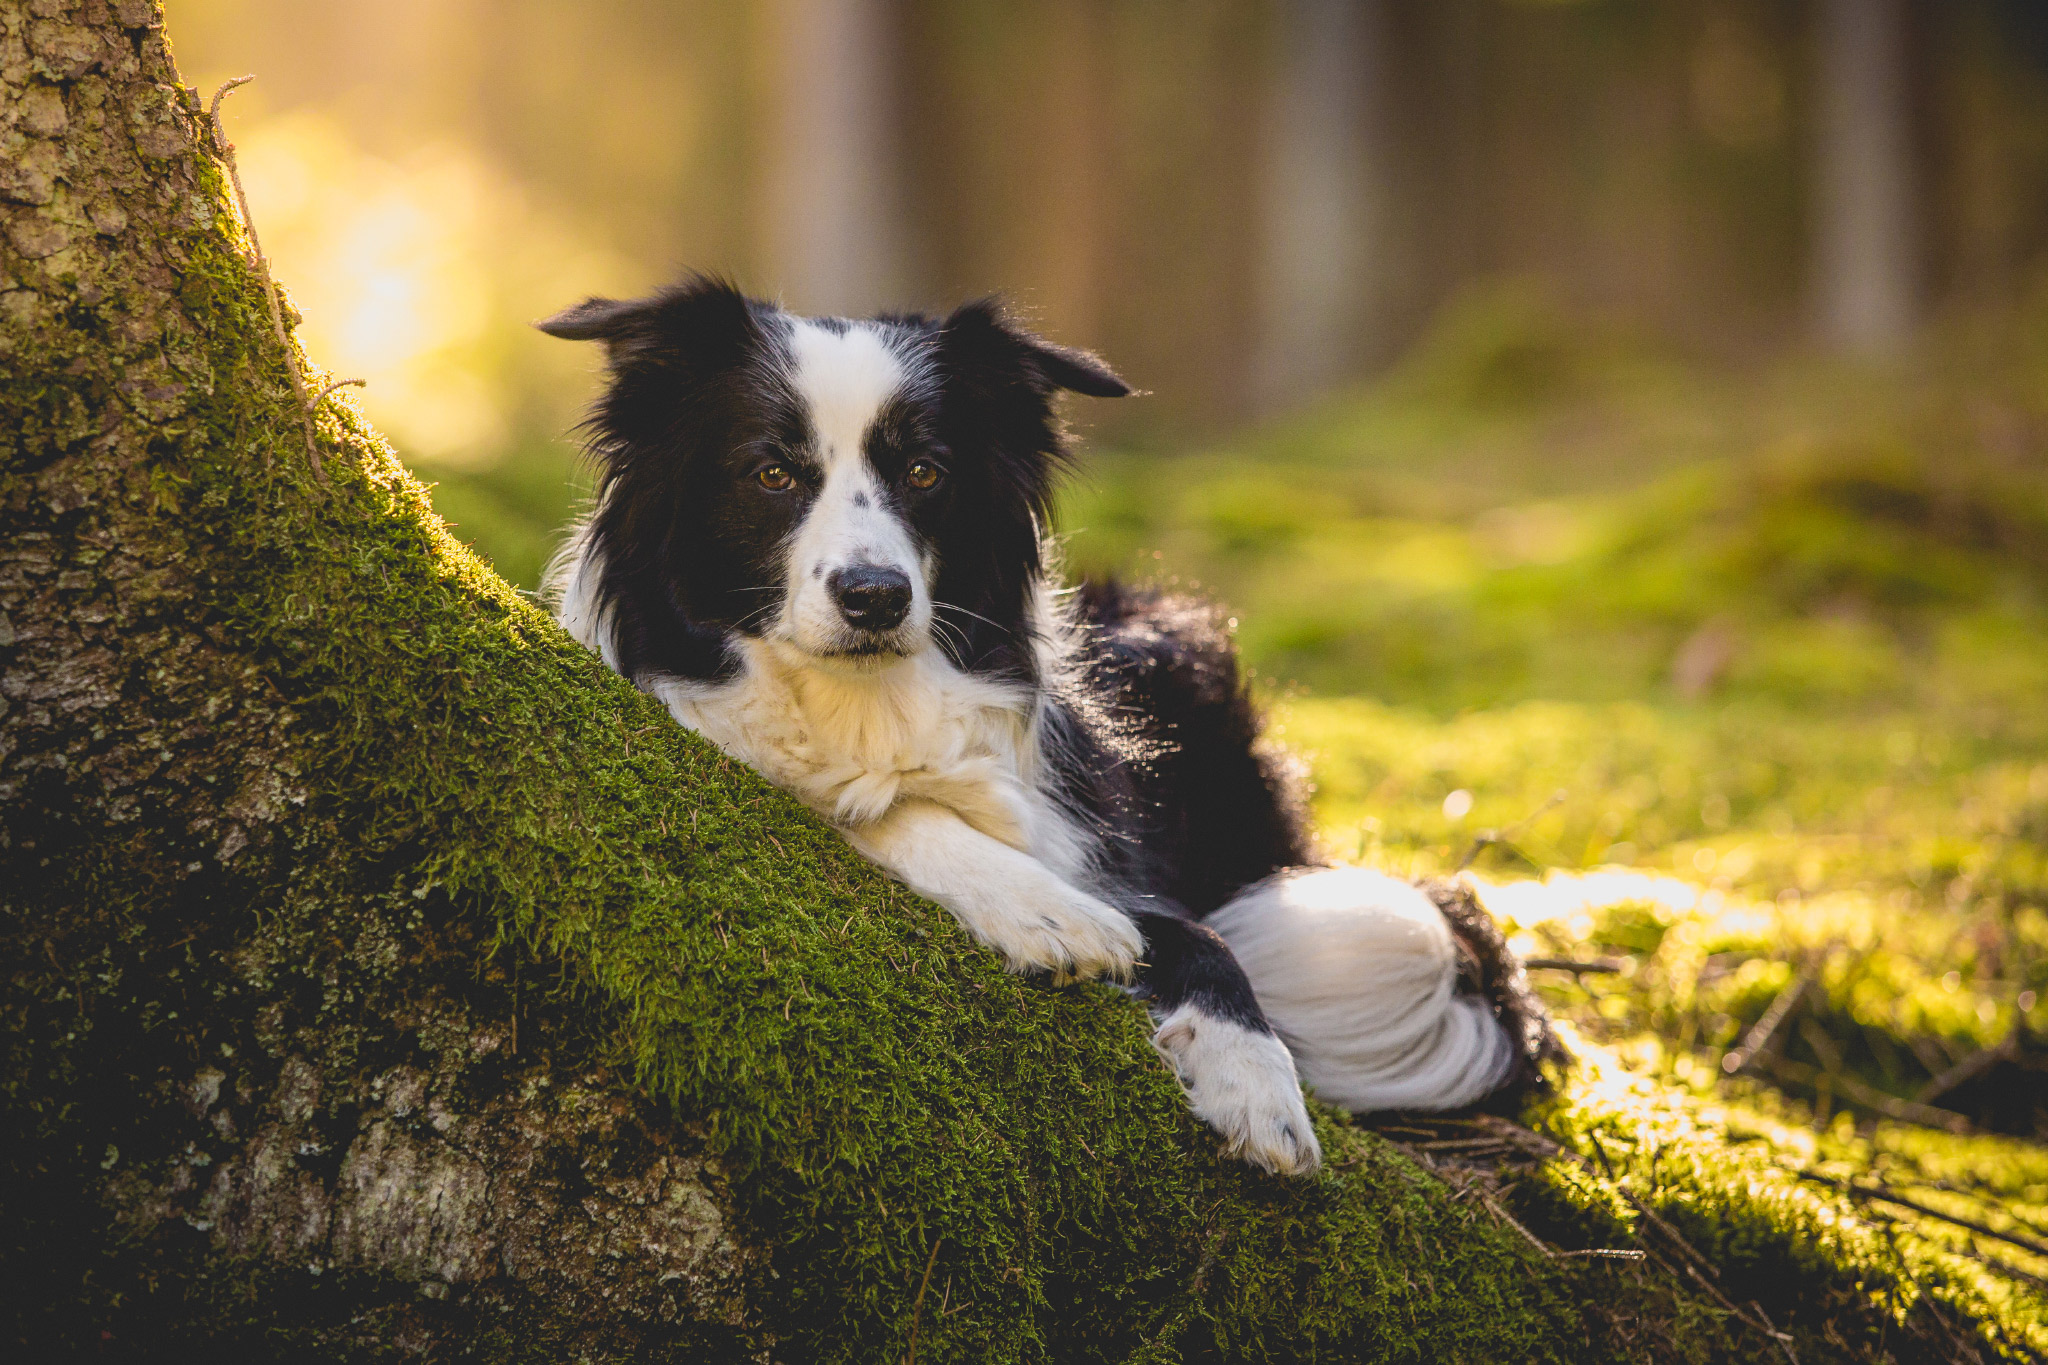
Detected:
[{"left": 539, "top": 277, "right": 1552, "bottom": 1175}]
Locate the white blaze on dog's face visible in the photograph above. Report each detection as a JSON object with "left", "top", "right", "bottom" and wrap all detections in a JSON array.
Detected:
[
  {"left": 773, "top": 319, "right": 936, "bottom": 663},
  {"left": 535, "top": 279, "right": 1132, "bottom": 687}
]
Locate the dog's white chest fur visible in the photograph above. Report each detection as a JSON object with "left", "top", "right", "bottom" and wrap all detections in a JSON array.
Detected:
[{"left": 649, "top": 639, "right": 1086, "bottom": 875}]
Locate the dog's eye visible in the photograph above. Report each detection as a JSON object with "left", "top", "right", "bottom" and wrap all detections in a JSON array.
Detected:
[
  {"left": 905, "top": 460, "right": 944, "bottom": 491},
  {"left": 755, "top": 463, "right": 796, "bottom": 492}
]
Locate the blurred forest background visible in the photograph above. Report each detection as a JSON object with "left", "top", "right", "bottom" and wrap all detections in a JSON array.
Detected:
[{"left": 170, "top": 0, "right": 2048, "bottom": 1283}]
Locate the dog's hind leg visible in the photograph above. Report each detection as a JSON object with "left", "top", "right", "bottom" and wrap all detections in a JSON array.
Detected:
[
  {"left": 1133, "top": 910, "right": 1321, "bottom": 1176},
  {"left": 1206, "top": 868, "right": 1523, "bottom": 1114}
]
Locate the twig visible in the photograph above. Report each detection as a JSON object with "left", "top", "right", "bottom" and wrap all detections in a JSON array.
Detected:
[
  {"left": 1615, "top": 1186, "right": 1717, "bottom": 1279},
  {"left": 1850, "top": 1192, "right": 2048, "bottom": 1297},
  {"left": 1748, "top": 1300, "right": 1801, "bottom": 1365},
  {"left": 1585, "top": 1130, "right": 1621, "bottom": 1185},
  {"left": 1800, "top": 1172, "right": 2048, "bottom": 1262},
  {"left": 1455, "top": 788, "right": 1567, "bottom": 872},
  {"left": 1760, "top": 1055, "right": 1972, "bottom": 1134},
  {"left": 311, "top": 377, "right": 367, "bottom": 410},
  {"left": 1553, "top": 1248, "right": 1647, "bottom": 1261},
  {"left": 1375, "top": 1124, "right": 1454, "bottom": 1139},
  {"left": 1721, "top": 970, "right": 1813, "bottom": 1075},
  {"left": 1676, "top": 1259, "right": 1798, "bottom": 1362},
  {"left": 1473, "top": 1117, "right": 1796, "bottom": 1361},
  {"left": 1954, "top": 1242, "right": 2048, "bottom": 1295},
  {"left": 1915, "top": 1022, "right": 2018, "bottom": 1106},
  {"left": 203, "top": 76, "right": 327, "bottom": 483},
  {"left": 904, "top": 1235, "right": 942, "bottom": 1365},
  {"left": 1524, "top": 957, "right": 1624, "bottom": 975},
  {"left": 1479, "top": 1190, "right": 1555, "bottom": 1258}
]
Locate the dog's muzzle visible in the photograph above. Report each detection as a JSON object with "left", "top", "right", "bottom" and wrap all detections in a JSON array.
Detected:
[{"left": 828, "top": 565, "right": 913, "bottom": 632}]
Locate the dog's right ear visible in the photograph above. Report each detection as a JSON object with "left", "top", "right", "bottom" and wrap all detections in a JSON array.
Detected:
[{"left": 536, "top": 275, "right": 759, "bottom": 372}]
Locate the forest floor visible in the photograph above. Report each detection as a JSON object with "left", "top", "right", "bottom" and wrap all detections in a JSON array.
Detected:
[
  {"left": 421, "top": 278, "right": 2048, "bottom": 1354},
  {"left": 1055, "top": 280, "right": 2048, "bottom": 1348}
]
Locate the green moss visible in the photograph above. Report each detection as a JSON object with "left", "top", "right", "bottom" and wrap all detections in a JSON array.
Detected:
[
  {"left": 97, "top": 230, "right": 1580, "bottom": 1361},
  {"left": 34, "top": 157, "right": 2033, "bottom": 1362},
  {"left": 1534, "top": 1048, "right": 2048, "bottom": 1361}
]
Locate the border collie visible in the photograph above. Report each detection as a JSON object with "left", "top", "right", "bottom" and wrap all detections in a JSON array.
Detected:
[{"left": 538, "top": 277, "right": 1555, "bottom": 1175}]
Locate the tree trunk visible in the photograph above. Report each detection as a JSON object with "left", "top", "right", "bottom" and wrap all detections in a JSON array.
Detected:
[
  {"left": 0, "top": 4, "right": 2021, "bottom": 1362},
  {"left": 1813, "top": 0, "right": 1918, "bottom": 355},
  {"left": 1, "top": 3, "right": 760, "bottom": 1356},
  {"left": 1254, "top": 0, "right": 1386, "bottom": 409},
  {"left": 762, "top": 0, "right": 907, "bottom": 315}
]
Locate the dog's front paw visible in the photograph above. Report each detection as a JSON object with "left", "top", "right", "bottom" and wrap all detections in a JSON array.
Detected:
[
  {"left": 984, "top": 882, "right": 1142, "bottom": 983},
  {"left": 1154, "top": 1005, "right": 1322, "bottom": 1176}
]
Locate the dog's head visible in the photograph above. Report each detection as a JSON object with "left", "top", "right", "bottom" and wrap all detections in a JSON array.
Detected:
[{"left": 542, "top": 276, "right": 1128, "bottom": 682}]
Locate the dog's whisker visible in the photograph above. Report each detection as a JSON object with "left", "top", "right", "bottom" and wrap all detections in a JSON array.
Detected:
[
  {"left": 933, "top": 600, "right": 1012, "bottom": 636},
  {"left": 930, "top": 618, "right": 974, "bottom": 660}
]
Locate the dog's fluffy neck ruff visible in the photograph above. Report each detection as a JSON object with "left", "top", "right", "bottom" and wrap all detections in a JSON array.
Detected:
[
  {"left": 659, "top": 629, "right": 1041, "bottom": 839},
  {"left": 555, "top": 529, "right": 1089, "bottom": 878}
]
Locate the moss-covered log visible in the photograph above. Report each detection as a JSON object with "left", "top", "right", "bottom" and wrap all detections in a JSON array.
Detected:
[{"left": 0, "top": 3, "right": 2031, "bottom": 1361}]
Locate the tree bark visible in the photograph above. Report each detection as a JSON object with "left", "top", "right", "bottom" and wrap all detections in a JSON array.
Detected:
[{"left": 1, "top": 2, "right": 761, "bottom": 1357}]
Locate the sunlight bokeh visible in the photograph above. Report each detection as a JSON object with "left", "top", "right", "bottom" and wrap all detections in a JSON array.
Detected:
[{"left": 232, "top": 110, "right": 630, "bottom": 468}]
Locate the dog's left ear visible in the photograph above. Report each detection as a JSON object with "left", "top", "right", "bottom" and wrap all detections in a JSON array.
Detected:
[
  {"left": 535, "top": 275, "right": 760, "bottom": 376},
  {"left": 535, "top": 296, "right": 648, "bottom": 343},
  {"left": 938, "top": 298, "right": 1133, "bottom": 399}
]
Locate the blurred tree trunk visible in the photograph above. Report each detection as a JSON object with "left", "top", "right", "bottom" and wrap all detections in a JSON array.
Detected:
[
  {"left": 1813, "top": 0, "right": 1918, "bottom": 355},
  {"left": 763, "top": 0, "right": 907, "bottom": 314},
  {"left": 0, "top": 3, "right": 761, "bottom": 1356},
  {"left": 1254, "top": 0, "right": 1389, "bottom": 408}
]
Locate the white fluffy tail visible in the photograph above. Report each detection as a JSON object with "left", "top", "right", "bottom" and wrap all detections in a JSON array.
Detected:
[{"left": 1207, "top": 867, "right": 1517, "bottom": 1113}]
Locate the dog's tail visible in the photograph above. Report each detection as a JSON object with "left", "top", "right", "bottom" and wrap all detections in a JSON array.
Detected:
[{"left": 1206, "top": 867, "right": 1562, "bottom": 1113}]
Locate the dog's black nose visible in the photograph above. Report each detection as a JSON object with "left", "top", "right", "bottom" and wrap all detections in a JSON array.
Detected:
[{"left": 828, "top": 565, "right": 913, "bottom": 631}]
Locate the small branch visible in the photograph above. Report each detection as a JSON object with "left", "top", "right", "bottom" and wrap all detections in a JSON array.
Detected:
[
  {"left": 203, "top": 76, "right": 328, "bottom": 484},
  {"left": 1524, "top": 957, "right": 1624, "bottom": 976},
  {"left": 1456, "top": 789, "right": 1566, "bottom": 872},
  {"left": 311, "top": 377, "right": 367, "bottom": 410},
  {"left": 1675, "top": 1258, "right": 1798, "bottom": 1363},
  {"left": 1747, "top": 1300, "right": 1801, "bottom": 1365},
  {"left": 1915, "top": 1022, "right": 2019, "bottom": 1106},
  {"left": 1950, "top": 1242, "right": 2048, "bottom": 1295},
  {"left": 1471, "top": 1117, "right": 1796, "bottom": 1361},
  {"left": 1759, "top": 1054, "right": 1972, "bottom": 1134},
  {"left": 904, "top": 1235, "right": 942, "bottom": 1365},
  {"left": 207, "top": 74, "right": 254, "bottom": 130},
  {"left": 1615, "top": 1186, "right": 1717, "bottom": 1279},
  {"left": 1553, "top": 1248, "right": 1647, "bottom": 1261},
  {"left": 1799, "top": 1172, "right": 2048, "bottom": 1263},
  {"left": 1478, "top": 1190, "right": 1555, "bottom": 1259},
  {"left": 1721, "top": 970, "right": 1813, "bottom": 1076}
]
